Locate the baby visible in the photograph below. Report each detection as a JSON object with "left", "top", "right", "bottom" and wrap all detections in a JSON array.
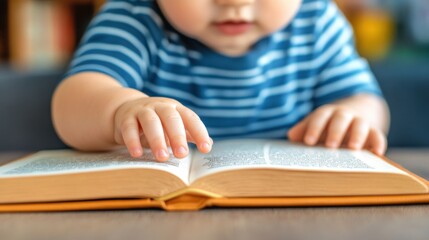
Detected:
[{"left": 52, "top": 0, "right": 390, "bottom": 162}]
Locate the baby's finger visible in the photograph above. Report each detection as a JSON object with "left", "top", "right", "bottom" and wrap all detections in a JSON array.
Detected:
[
  {"left": 303, "top": 107, "right": 335, "bottom": 145},
  {"left": 177, "top": 106, "right": 212, "bottom": 153},
  {"left": 347, "top": 118, "right": 369, "bottom": 150},
  {"left": 156, "top": 105, "right": 188, "bottom": 158},
  {"left": 366, "top": 128, "right": 387, "bottom": 156},
  {"left": 140, "top": 133, "right": 149, "bottom": 148},
  {"left": 137, "top": 109, "right": 169, "bottom": 161},
  {"left": 164, "top": 133, "right": 171, "bottom": 147},
  {"left": 120, "top": 118, "right": 143, "bottom": 158},
  {"left": 325, "top": 110, "right": 354, "bottom": 148},
  {"left": 186, "top": 130, "right": 196, "bottom": 144},
  {"left": 141, "top": 133, "right": 170, "bottom": 148},
  {"left": 287, "top": 117, "right": 308, "bottom": 142}
]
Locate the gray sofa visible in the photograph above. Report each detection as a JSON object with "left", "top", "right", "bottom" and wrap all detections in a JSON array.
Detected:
[
  {"left": 0, "top": 68, "right": 66, "bottom": 150},
  {"left": 1, "top": 61, "right": 428, "bottom": 151},
  {"left": 372, "top": 60, "right": 429, "bottom": 147}
]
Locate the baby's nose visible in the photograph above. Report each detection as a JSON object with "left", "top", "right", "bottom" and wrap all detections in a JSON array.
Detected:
[{"left": 216, "top": 0, "right": 255, "bottom": 7}]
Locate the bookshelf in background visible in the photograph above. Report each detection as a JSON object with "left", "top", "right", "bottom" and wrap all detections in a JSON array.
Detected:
[
  {"left": 0, "top": 1, "right": 8, "bottom": 64},
  {"left": 2, "top": 0, "right": 429, "bottom": 70},
  {"left": 6, "top": 0, "right": 105, "bottom": 70},
  {"left": 336, "top": 0, "right": 429, "bottom": 62}
]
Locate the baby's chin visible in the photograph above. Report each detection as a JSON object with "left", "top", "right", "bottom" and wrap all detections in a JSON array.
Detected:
[
  {"left": 199, "top": 34, "right": 264, "bottom": 56},
  {"left": 210, "top": 44, "right": 253, "bottom": 57}
]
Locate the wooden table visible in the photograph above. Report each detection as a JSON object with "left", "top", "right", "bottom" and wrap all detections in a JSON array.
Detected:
[{"left": 1, "top": 149, "right": 429, "bottom": 240}]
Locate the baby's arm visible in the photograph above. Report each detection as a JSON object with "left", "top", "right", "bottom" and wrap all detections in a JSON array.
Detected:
[
  {"left": 288, "top": 94, "right": 390, "bottom": 155},
  {"left": 52, "top": 72, "right": 212, "bottom": 161}
]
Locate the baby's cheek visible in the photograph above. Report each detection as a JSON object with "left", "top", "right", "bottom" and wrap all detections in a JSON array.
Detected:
[
  {"left": 158, "top": 1, "right": 211, "bottom": 36},
  {"left": 257, "top": 0, "right": 302, "bottom": 33},
  {"left": 170, "top": 15, "right": 213, "bottom": 39}
]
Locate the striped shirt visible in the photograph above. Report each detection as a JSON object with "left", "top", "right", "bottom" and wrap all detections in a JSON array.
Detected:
[{"left": 67, "top": 0, "right": 382, "bottom": 140}]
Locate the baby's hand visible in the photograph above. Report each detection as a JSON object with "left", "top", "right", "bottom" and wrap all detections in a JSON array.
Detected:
[
  {"left": 113, "top": 97, "right": 212, "bottom": 161},
  {"left": 287, "top": 104, "right": 387, "bottom": 155}
]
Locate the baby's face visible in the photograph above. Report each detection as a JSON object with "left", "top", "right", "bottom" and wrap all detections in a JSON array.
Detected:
[{"left": 158, "top": 0, "right": 302, "bottom": 56}]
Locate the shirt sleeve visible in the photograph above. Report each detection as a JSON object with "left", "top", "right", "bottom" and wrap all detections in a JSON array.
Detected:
[
  {"left": 312, "top": 0, "right": 383, "bottom": 107},
  {"left": 65, "top": 0, "right": 157, "bottom": 89}
]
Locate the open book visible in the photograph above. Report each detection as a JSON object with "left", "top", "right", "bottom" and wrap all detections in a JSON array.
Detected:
[{"left": 1, "top": 139, "right": 429, "bottom": 211}]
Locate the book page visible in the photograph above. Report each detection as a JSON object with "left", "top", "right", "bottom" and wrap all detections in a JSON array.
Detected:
[
  {"left": 189, "top": 139, "right": 405, "bottom": 183},
  {"left": 0, "top": 149, "right": 191, "bottom": 185}
]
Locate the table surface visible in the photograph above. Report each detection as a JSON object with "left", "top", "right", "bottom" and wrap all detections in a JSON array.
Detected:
[{"left": 0, "top": 149, "right": 429, "bottom": 240}]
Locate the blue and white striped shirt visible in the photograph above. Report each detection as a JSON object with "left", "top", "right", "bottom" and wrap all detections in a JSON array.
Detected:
[{"left": 67, "top": 0, "right": 382, "bottom": 139}]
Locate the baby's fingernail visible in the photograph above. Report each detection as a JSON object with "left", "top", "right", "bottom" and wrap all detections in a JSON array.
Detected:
[
  {"left": 327, "top": 141, "right": 338, "bottom": 148},
  {"left": 375, "top": 148, "right": 383, "bottom": 156},
  {"left": 175, "top": 146, "right": 188, "bottom": 155},
  {"left": 131, "top": 148, "right": 142, "bottom": 157},
  {"left": 157, "top": 149, "right": 169, "bottom": 160},
  {"left": 349, "top": 142, "right": 359, "bottom": 149},
  {"left": 305, "top": 136, "right": 316, "bottom": 145},
  {"left": 200, "top": 142, "right": 212, "bottom": 152}
]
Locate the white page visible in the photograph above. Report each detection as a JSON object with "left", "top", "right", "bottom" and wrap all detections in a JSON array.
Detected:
[
  {"left": 0, "top": 149, "right": 191, "bottom": 185},
  {"left": 189, "top": 139, "right": 405, "bottom": 183}
]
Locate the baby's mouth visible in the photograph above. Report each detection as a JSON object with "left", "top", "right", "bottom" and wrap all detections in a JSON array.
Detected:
[{"left": 214, "top": 21, "right": 253, "bottom": 35}]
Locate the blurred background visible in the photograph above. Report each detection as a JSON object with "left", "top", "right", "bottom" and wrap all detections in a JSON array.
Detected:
[{"left": 0, "top": 0, "right": 428, "bottom": 150}]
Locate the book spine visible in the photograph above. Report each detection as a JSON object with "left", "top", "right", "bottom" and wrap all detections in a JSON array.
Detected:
[
  {"left": 8, "top": 0, "right": 79, "bottom": 69},
  {"left": 47, "top": 1, "right": 76, "bottom": 68}
]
